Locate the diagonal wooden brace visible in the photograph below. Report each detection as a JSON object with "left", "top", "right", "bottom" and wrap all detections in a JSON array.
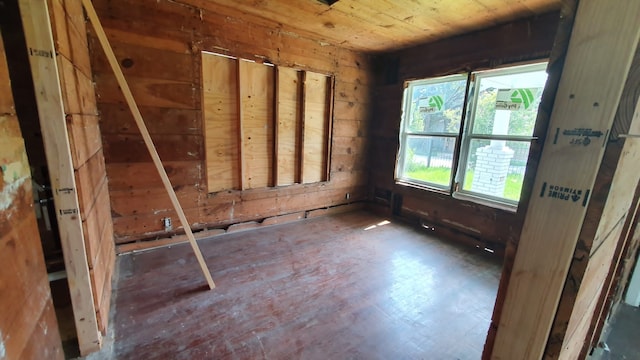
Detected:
[{"left": 82, "top": 0, "right": 215, "bottom": 290}]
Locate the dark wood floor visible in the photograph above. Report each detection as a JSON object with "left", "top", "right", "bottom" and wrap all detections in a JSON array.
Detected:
[{"left": 111, "top": 211, "right": 502, "bottom": 359}]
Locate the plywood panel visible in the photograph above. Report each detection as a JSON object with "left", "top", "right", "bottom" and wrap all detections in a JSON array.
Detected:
[
  {"left": 302, "top": 71, "right": 330, "bottom": 184},
  {"left": 239, "top": 60, "right": 274, "bottom": 189},
  {"left": 202, "top": 53, "right": 240, "bottom": 192},
  {"left": 276, "top": 67, "right": 302, "bottom": 186},
  {"left": 90, "top": 0, "right": 373, "bottom": 243}
]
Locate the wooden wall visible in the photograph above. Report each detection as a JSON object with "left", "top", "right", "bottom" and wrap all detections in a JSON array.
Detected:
[
  {"left": 89, "top": 0, "right": 372, "bottom": 243},
  {"left": 0, "top": 29, "right": 63, "bottom": 360},
  {"left": 48, "top": 0, "right": 115, "bottom": 335},
  {"left": 368, "top": 12, "right": 560, "bottom": 252}
]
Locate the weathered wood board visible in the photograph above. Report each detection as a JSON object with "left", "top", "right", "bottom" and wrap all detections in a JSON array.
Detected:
[
  {"left": 239, "top": 60, "right": 275, "bottom": 189},
  {"left": 90, "top": 0, "right": 372, "bottom": 243},
  {"left": 202, "top": 52, "right": 240, "bottom": 192},
  {"left": 302, "top": 71, "right": 330, "bottom": 184},
  {"left": 276, "top": 67, "right": 302, "bottom": 186}
]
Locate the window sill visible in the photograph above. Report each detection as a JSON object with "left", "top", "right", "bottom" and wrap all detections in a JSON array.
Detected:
[
  {"left": 452, "top": 191, "right": 518, "bottom": 213},
  {"left": 394, "top": 179, "right": 519, "bottom": 213},
  {"left": 395, "top": 179, "right": 451, "bottom": 196}
]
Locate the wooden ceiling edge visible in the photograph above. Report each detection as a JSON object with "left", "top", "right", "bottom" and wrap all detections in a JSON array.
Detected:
[
  {"left": 169, "top": 0, "right": 561, "bottom": 55},
  {"left": 370, "top": 9, "right": 563, "bottom": 56},
  {"left": 170, "top": 0, "right": 371, "bottom": 58}
]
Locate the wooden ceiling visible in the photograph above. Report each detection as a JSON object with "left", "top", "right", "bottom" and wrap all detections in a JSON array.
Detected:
[{"left": 193, "top": 0, "right": 562, "bottom": 52}]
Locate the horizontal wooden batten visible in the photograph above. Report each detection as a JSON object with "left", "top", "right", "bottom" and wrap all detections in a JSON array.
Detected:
[
  {"left": 116, "top": 204, "right": 368, "bottom": 254},
  {"left": 106, "top": 161, "right": 202, "bottom": 191},
  {"left": 95, "top": 74, "right": 197, "bottom": 109},
  {"left": 110, "top": 186, "right": 201, "bottom": 217},
  {"left": 91, "top": 0, "right": 372, "bottom": 242},
  {"left": 113, "top": 185, "right": 367, "bottom": 242},
  {"left": 88, "top": 17, "right": 193, "bottom": 54},
  {"left": 98, "top": 103, "right": 201, "bottom": 135},
  {"left": 103, "top": 134, "right": 202, "bottom": 163},
  {"left": 92, "top": 0, "right": 200, "bottom": 34},
  {"left": 89, "top": 37, "right": 194, "bottom": 82},
  {"left": 115, "top": 202, "right": 366, "bottom": 253}
]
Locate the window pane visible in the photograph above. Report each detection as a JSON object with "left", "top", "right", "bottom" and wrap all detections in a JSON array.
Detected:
[
  {"left": 405, "top": 76, "right": 467, "bottom": 134},
  {"left": 462, "top": 140, "right": 530, "bottom": 201},
  {"left": 471, "top": 66, "right": 547, "bottom": 136},
  {"left": 401, "top": 136, "right": 456, "bottom": 187}
]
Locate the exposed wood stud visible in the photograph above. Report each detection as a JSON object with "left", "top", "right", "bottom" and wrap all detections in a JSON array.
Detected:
[
  {"left": 299, "top": 70, "right": 307, "bottom": 183},
  {"left": 237, "top": 59, "right": 246, "bottom": 191},
  {"left": 18, "top": 0, "right": 101, "bottom": 353},
  {"left": 274, "top": 66, "right": 281, "bottom": 186},
  {"left": 492, "top": 0, "right": 640, "bottom": 358}
]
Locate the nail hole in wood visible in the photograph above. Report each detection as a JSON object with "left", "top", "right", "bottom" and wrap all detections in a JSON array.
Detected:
[{"left": 121, "top": 58, "right": 134, "bottom": 68}]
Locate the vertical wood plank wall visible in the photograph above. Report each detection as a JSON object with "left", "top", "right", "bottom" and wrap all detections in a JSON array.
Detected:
[
  {"left": 368, "top": 13, "right": 560, "bottom": 252},
  {"left": 47, "top": 0, "right": 115, "bottom": 335},
  {"left": 203, "top": 53, "right": 330, "bottom": 191},
  {"left": 302, "top": 71, "right": 331, "bottom": 184},
  {"left": 276, "top": 67, "right": 303, "bottom": 186},
  {"left": 202, "top": 53, "right": 239, "bottom": 192},
  {"left": 239, "top": 60, "right": 275, "bottom": 189},
  {"left": 0, "top": 31, "right": 64, "bottom": 360},
  {"left": 89, "top": 0, "right": 372, "bottom": 243}
]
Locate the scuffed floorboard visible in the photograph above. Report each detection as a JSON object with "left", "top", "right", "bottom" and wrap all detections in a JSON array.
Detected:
[{"left": 111, "top": 211, "right": 501, "bottom": 359}]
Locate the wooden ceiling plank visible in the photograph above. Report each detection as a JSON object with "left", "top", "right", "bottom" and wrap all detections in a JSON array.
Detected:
[{"left": 179, "top": 0, "right": 561, "bottom": 52}]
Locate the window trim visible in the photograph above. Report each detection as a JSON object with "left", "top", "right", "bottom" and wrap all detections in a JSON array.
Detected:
[
  {"left": 395, "top": 62, "right": 548, "bottom": 211},
  {"left": 455, "top": 62, "right": 547, "bottom": 208},
  {"left": 396, "top": 73, "right": 470, "bottom": 192}
]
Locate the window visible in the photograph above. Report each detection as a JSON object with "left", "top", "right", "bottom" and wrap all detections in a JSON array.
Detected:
[
  {"left": 201, "top": 52, "right": 332, "bottom": 193},
  {"left": 396, "top": 63, "right": 548, "bottom": 208}
]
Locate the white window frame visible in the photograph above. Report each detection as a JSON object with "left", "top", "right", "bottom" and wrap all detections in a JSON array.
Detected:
[
  {"left": 396, "top": 73, "right": 469, "bottom": 192},
  {"left": 396, "top": 62, "right": 548, "bottom": 211}
]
